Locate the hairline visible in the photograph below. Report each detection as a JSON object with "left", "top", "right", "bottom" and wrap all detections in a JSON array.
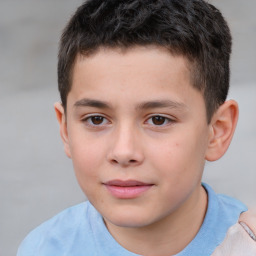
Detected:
[{"left": 62, "top": 44, "right": 210, "bottom": 122}]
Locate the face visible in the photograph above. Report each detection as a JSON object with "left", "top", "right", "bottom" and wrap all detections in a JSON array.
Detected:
[{"left": 60, "top": 46, "right": 212, "bottom": 229}]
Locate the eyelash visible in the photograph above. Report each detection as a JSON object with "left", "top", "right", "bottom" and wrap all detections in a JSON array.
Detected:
[
  {"left": 145, "top": 115, "right": 174, "bottom": 127},
  {"left": 81, "top": 114, "right": 175, "bottom": 128},
  {"left": 82, "top": 115, "right": 110, "bottom": 127}
]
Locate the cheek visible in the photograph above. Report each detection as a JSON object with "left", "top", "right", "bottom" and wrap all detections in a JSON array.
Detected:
[
  {"left": 148, "top": 133, "right": 206, "bottom": 180},
  {"left": 68, "top": 135, "right": 106, "bottom": 188},
  {"left": 148, "top": 136, "right": 186, "bottom": 165},
  {"left": 72, "top": 146, "right": 101, "bottom": 174},
  {"left": 151, "top": 135, "right": 206, "bottom": 203},
  {"left": 71, "top": 148, "right": 103, "bottom": 202},
  {"left": 68, "top": 126, "right": 105, "bottom": 166}
]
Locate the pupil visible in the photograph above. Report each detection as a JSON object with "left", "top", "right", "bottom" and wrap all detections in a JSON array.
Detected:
[
  {"left": 92, "top": 116, "right": 103, "bottom": 125},
  {"left": 152, "top": 116, "right": 165, "bottom": 125}
]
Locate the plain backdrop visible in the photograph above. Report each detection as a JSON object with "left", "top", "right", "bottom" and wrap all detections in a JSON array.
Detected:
[{"left": 0, "top": 1, "right": 255, "bottom": 256}]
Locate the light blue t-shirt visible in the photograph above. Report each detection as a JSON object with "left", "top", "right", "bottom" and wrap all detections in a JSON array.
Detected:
[{"left": 17, "top": 184, "right": 247, "bottom": 256}]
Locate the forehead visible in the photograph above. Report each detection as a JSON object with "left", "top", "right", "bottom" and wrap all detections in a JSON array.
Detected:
[
  {"left": 68, "top": 45, "right": 203, "bottom": 110},
  {"left": 72, "top": 45, "right": 192, "bottom": 86}
]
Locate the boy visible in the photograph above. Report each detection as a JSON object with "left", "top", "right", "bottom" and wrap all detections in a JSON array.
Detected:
[{"left": 17, "top": 0, "right": 256, "bottom": 255}]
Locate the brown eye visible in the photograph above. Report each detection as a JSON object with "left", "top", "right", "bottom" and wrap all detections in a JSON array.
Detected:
[
  {"left": 151, "top": 116, "right": 167, "bottom": 125},
  {"left": 84, "top": 115, "right": 108, "bottom": 126},
  {"left": 90, "top": 116, "right": 105, "bottom": 125}
]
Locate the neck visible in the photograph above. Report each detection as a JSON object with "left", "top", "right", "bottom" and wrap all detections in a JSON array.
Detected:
[{"left": 104, "top": 185, "right": 208, "bottom": 256}]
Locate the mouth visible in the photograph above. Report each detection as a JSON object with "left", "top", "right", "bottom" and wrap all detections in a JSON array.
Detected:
[{"left": 103, "top": 180, "right": 153, "bottom": 199}]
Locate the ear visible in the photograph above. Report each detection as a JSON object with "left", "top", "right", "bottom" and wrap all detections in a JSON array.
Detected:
[
  {"left": 205, "top": 100, "right": 239, "bottom": 162},
  {"left": 54, "top": 102, "right": 71, "bottom": 158}
]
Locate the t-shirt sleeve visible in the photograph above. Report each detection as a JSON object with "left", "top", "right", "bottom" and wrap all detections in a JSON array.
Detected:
[{"left": 17, "top": 229, "right": 42, "bottom": 256}]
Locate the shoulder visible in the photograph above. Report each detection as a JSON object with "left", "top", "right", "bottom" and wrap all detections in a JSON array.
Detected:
[
  {"left": 17, "top": 202, "right": 93, "bottom": 256},
  {"left": 216, "top": 193, "right": 247, "bottom": 217},
  {"left": 193, "top": 183, "right": 248, "bottom": 254},
  {"left": 203, "top": 183, "right": 247, "bottom": 218}
]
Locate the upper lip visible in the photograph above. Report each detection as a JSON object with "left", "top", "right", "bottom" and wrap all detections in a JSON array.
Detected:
[{"left": 104, "top": 179, "right": 152, "bottom": 187}]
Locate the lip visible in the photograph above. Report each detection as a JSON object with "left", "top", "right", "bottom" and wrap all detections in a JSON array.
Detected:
[{"left": 103, "top": 179, "right": 153, "bottom": 199}]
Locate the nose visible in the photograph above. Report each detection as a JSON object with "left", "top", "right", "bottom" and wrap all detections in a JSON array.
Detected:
[{"left": 107, "top": 124, "right": 144, "bottom": 167}]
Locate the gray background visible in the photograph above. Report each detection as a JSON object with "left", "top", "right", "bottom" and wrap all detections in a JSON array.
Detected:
[{"left": 0, "top": 1, "right": 255, "bottom": 255}]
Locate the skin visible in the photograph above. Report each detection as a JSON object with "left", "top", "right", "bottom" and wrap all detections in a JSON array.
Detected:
[
  {"left": 55, "top": 46, "right": 239, "bottom": 255},
  {"left": 240, "top": 210, "right": 256, "bottom": 237},
  {"left": 212, "top": 211, "right": 256, "bottom": 255}
]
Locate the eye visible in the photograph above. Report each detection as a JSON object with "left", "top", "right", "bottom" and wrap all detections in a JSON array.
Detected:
[
  {"left": 83, "top": 115, "right": 109, "bottom": 126},
  {"left": 146, "top": 115, "right": 173, "bottom": 126}
]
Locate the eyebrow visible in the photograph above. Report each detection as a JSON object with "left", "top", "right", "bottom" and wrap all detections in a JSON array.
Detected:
[
  {"left": 73, "top": 98, "right": 187, "bottom": 111},
  {"left": 136, "top": 100, "right": 187, "bottom": 111},
  {"left": 74, "top": 98, "right": 111, "bottom": 109}
]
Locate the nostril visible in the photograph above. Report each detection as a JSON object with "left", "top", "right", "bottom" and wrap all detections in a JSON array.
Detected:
[
  {"left": 111, "top": 159, "right": 119, "bottom": 164},
  {"left": 110, "top": 158, "right": 137, "bottom": 165}
]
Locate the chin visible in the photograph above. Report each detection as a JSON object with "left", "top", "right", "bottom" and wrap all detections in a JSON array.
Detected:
[{"left": 103, "top": 209, "right": 159, "bottom": 229}]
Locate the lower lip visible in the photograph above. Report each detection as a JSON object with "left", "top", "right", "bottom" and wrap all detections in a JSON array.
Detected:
[{"left": 104, "top": 184, "right": 153, "bottom": 199}]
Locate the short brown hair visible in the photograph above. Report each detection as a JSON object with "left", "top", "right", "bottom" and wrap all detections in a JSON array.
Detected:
[{"left": 58, "top": 0, "right": 232, "bottom": 122}]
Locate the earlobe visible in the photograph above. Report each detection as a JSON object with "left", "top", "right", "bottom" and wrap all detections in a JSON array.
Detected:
[
  {"left": 205, "top": 100, "right": 239, "bottom": 162},
  {"left": 54, "top": 102, "right": 71, "bottom": 158}
]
